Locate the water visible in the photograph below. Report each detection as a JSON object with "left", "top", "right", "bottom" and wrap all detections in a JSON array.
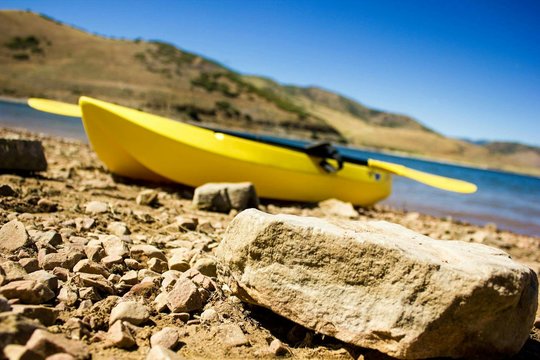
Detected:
[{"left": 1, "top": 99, "right": 539, "bottom": 237}]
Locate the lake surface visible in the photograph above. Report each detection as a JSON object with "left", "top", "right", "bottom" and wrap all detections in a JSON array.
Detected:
[{"left": 1, "top": 99, "right": 539, "bottom": 237}]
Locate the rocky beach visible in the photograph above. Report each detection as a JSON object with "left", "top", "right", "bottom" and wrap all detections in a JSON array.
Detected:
[{"left": 1, "top": 126, "right": 539, "bottom": 360}]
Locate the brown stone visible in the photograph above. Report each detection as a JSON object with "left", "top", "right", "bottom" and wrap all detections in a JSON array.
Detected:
[
  {"left": 11, "top": 304, "right": 59, "bottom": 326},
  {"left": 0, "top": 280, "right": 55, "bottom": 304},
  {"left": 25, "top": 329, "right": 88, "bottom": 359},
  {"left": 166, "top": 278, "right": 203, "bottom": 313},
  {"left": 0, "top": 220, "right": 30, "bottom": 253},
  {"left": 107, "top": 320, "right": 137, "bottom": 349}
]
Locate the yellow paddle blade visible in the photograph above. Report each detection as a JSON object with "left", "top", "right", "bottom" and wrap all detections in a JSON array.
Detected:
[
  {"left": 28, "top": 98, "right": 81, "bottom": 117},
  {"left": 368, "top": 159, "right": 477, "bottom": 193}
]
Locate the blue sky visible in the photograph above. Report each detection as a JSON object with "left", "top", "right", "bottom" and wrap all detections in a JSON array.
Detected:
[{"left": 3, "top": 0, "right": 539, "bottom": 146}]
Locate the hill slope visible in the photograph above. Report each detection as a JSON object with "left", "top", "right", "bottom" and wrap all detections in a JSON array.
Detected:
[{"left": 1, "top": 10, "right": 539, "bottom": 175}]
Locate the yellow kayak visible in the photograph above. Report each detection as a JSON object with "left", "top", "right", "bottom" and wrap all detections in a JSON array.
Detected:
[{"left": 78, "top": 96, "right": 392, "bottom": 205}]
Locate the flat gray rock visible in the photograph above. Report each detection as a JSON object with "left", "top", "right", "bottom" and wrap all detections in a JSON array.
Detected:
[{"left": 217, "top": 209, "right": 538, "bottom": 359}]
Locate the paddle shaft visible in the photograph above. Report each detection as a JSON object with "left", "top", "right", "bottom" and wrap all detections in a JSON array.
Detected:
[{"left": 196, "top": 124, "right": 369, "bottom": 167}]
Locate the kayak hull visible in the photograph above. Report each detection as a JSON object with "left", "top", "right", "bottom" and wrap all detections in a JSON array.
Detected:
[{"left": 79, "top": 97, "right": 392, "bottom": 205}]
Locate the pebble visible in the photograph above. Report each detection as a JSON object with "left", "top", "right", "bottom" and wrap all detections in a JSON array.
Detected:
[
  {"left": 101, "top": 255, "right": 124, "bottom": 267},
  {"left": 102, "top": 235, "right": 129, "bottom": 258},
  {"left": 38, "top": 198, "right": 58, "bottom": 212},
  {"left": 0, "top": 184, "right": 17, "bottom": 197},
  {"left": 268, "top": 339, "right": 289, "bottom": 356},
  {"left": 109, "top": 301, "right": 150, "bottom": 326},
  {"left": 218, "top": 323, "right": 249, "bottom": 347},
  {"left": 38, "top": 231, "right": 63, "bottom": 247},
  {"left": 148, "top": 258, "right": 168, "bottom": 273},
  {"left": 200, "top": 308, "right": 218, "bottom": 323},
  {"left": 107, "top": 320, "right": 137, "bottom": 349},
  {"left": 136, "top": 189, "right": 158, "bottom": 206},
  {"left": 168, "top": 254, "right": 190, "bottom": 272},
  {"left": 0, "top": 220, "right": 30, "bottom": 253},
  {"left": 166, "top": 278, "right": 204, "bottom": 313},
  {"left": 77, "top": 273, "right": 115, "bottom": 295},
  {"left": 25, "top": 270, "right": 59, "bottom": 292},
  {"left": 150, "top": 327, "right": 179, "bottom": 350},
  {"left": 84, "top": 246, "right": 104, "bottom": 263},
  {"left": 84, "top": 201, "right": 109, "bottom": 214},
  {"left": 57, "top": 286, "right": 78, "bottom": 306},
  {"left": 131, "top": 244, "right": 167, "bottom": 262},
  {"left": 25, "top": 329, "right": 88, "bottom": 359},
  {"left": 125, "top": 258, "right": 143, "bottom": 270},
  {"left": 107, "top": 222, "right": 131, "bottom": 236},
  {"left": 192, "top": 257, "right": 217, "bottom": 278},
  {"left": 11, "top": 304, "right": 58, "bottom": 326},
  {"left": 19, "top": 258, "right": 39, "bottom": 273},
  {"left": 0, "top": 280, "right": 55, "bottom": 304},
  {"left": 0, "top": 261, "right": 27, "bottom": 282},
  {"left": 73, "top": 259, "right": 110, "bottom": 277}
]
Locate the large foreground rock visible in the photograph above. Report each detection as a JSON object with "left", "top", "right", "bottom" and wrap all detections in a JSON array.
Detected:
[{"left": 216, "top": 209, "right": 538, "bottom": 359}]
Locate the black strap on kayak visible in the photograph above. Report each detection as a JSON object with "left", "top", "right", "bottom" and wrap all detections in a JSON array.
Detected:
[
  {"left": 303, "top": 142, "right": 344, "bottom": 173},
  {"left": 195, "top": 124, "right": 348, "bottom": 173}
]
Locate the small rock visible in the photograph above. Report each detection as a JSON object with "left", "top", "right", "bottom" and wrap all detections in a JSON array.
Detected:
[
  {"left": 0, "top": 280, "right": 54, "bottom": 304},
  {"left": 102, "top": 235, "right": 129, "bottom": 258},
  {"left": 76, "top": 273, "right": 114, "bottom": 295},
  {"left": 0, "top": 220, "right": 30, "bottom": 253},
  {"left": 136, "top": 189, "right": 158, "bottom": 206},
  {"left": 319, "top": 198, "right": 359, "bottom": 218},
  {"left": 51, "top": 267, "right": 69, "bottom": 282},
  {"left": 101, "top": 255, "right": 124, "bottom": 267},
  {"left": 131, "top": 244, "right": 167, "bottom": 262},
  {"left": 38, "top": 231, "right": 63, "bottom": 247},
  {"left": 120, "top": 270, "right": 139, "bottom": 285},
  {"left": 125, "top": 258, "right": 143, "bottom": 270},
  {"left": 109, "top": 301, "right": 150, "bottom": 326},
  {"left": 57, "top": 286, "right": 78, "bottom": 306},
  {"left": 0, "top": 260, "right": 27, "bottom": 282},
  {"left": 148, "top": 258, "right": 168, "bottom": 273},
  {"left": 192, "top": 182, "right": 258, "bottom": 213},
  {"left": 166, "top": 278, "right": 205, "bottom": 313},
  {"left": 40, "top": 250, "right": 83, "bottom": 271},
  {"left": 107, "top": 222, "right": 130, "bottom": 236},
  {"left": 146, "top": 346, "right": 184, "bottom": 360},
  {"left": 84, "top": 201, "right": 108, "bottom": 214},
  {"left": 168, "top": 254, "right": 190, "bottom": 272},
  {"left": 268, "top": 339, "right": 289, "bottom": 356},
  {"left": 19, "top": 258, "right": 39, "bottom": 273},
  {"left": 200, "top": 308, "right": 218, "bottom": 323},
  {"left": 170, "top": 312, "right": 190, "bottom": 322},
  {"left": 11, "top": 304, "right": 58, "bottom": 326},
  {"left": 107, "top": 320, "right": 136, "bottom": 349},
  {"left": 192, "top": 257, "right": 217, "bottom": 278},
  {"left": 0, "top": 184, "right": 17, "bottom": 197},
  {"left": 79, "top": 287, "right": 101, "bottom": 302},
  {"left": 25, "top": 270, "right": 59, "bottom": 292},
  {"left": 73, "top": 259, "right": 110, "bottom": 277},
  {"left": 154, "top": 292, "right": 169, "bottom": 313},
  {"left": 150, "top": 327, "right": 179, "bottom": 350},
  {"left": 26, "top": 329, "right": 88, "bottom": 359},
  {"left": 37, "top": 198, "right": 58, "bottom": 212},
  {"left": 175, "top": 216, "right": 198, "bottom": 231},
  {"left": 218, "top": 323, "right": 249, "bottom": 347}
]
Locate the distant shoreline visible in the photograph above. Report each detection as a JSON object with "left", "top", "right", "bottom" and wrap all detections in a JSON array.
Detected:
[{"left": 1, "top": 96, "right": 538, "bottom": 179}]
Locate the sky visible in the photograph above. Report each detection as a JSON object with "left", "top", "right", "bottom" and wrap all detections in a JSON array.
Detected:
[{"left": 2, "top": 0, "right": 540, "bottom": 146}]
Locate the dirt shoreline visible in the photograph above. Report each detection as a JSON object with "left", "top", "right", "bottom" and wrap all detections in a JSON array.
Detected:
[{"left": 1, "top": 126, "right": 539, "bottom": 359}]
